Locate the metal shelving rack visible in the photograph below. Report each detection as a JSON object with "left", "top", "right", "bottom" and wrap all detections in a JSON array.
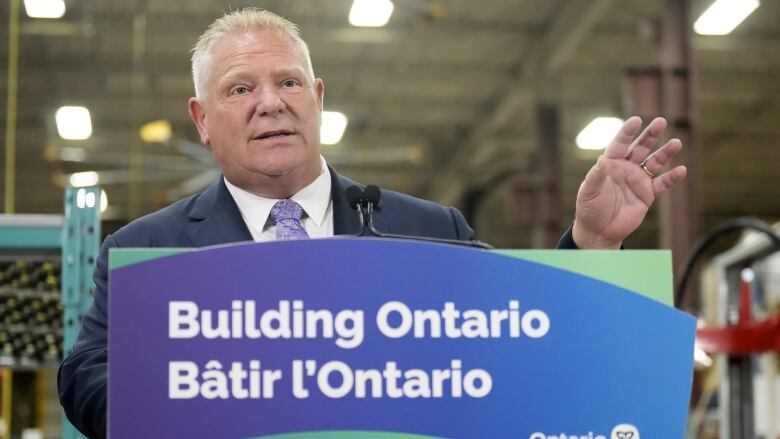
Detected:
[{"left": 0, "top": 186, "right": 100, "bottom": 439}]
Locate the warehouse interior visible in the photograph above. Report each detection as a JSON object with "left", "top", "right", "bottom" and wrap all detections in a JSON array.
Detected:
[{"left": 0, "top": 0, "right": 779, "bottom": 438}]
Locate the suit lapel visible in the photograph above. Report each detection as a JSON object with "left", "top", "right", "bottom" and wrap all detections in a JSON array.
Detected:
[
  {"left": 184, "top": 178, "right": 253, "bottom": 247},
  {"left": 184, "top": 169, "right": 385, "bottom": 245},
  {"left": 330, "top": 167, "right": 361, "bottom": 235}
]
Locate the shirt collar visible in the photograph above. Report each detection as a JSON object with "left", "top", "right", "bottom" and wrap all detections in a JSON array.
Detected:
[{"left": 224, "top": 156, "right": 332, "bottom": 230}]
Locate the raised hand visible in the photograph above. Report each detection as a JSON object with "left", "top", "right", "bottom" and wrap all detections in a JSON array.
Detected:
[{"left": 572, "top": 116, "right": 687, "bottom": 249}]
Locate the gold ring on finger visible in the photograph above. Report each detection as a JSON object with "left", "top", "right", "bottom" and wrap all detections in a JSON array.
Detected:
[{"left": 640, "top": 163, "right": 655, "bottom": 178}]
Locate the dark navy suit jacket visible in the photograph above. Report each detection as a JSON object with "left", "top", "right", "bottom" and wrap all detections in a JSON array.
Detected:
[{"left": 58, "top": 168, "right": 577, "bottom": 439}]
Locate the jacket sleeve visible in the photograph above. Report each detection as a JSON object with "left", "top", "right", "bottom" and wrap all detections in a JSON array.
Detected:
[
  {"left": 58, "top": 234, "right": 117, "bottom": 439},
  {"left": 448, "top": 207, "right": 476, "bottom": 241},
  {"left": 555, "top": 225, "right": 579, "bottom": 249}
]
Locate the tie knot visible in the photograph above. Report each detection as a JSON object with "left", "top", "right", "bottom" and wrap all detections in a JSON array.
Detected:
[
  {"left": 271, "top": 199, "right": 304, "bottom": 222},
  {"left": 270, "top": 200, "right": 309, "bottom": 240}
]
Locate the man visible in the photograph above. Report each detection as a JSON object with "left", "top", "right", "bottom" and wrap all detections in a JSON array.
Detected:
[{"left": 58, "top": 8, "right": 686, "bottom": 439}]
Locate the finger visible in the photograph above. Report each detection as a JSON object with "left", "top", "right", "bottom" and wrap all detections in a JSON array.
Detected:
[
  {"left": 579, "top": 155, "right": 609, "bottom": 200},
  {"left": 642, "top": 138, "right": 682, "bottom": 175},
  {"left": 652, "top": 165, "right": 687, "bottom": 196},
  {"left": 604, "top": 116, "right": 643, "bottom": 159},
  {"left": 625, "top": 117, "right": 668, "bottom": 163}
]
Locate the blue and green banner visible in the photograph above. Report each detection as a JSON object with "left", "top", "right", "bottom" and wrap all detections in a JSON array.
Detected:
[{"left": 108, "top": 238, "right": 694, "bottom": 438}]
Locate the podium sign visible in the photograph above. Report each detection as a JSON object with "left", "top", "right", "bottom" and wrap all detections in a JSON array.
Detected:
[{"left": 109, "top": 238, "right": 694, "bottom": 439}]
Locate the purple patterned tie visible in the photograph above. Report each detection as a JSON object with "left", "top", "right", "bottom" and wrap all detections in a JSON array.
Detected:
[{"left": 271, "top": 200, "right": 310, "bottom": 240}]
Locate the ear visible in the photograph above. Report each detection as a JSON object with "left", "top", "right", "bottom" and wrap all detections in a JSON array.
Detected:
[
  {"left": 314, "top": 78, "right": 325, "bottom": 112},
  {"left": 188, "top": 97, "right": 210, "bottom": 145}
]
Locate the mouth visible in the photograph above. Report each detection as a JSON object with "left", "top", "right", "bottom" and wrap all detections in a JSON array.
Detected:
[{"left": 253, "top": 129, "right": 296, "bottom": 141}]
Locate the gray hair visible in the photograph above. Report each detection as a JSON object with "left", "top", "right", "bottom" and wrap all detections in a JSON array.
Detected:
[{"left": 190, "top": 8, "right": 314, "bottom": 99}]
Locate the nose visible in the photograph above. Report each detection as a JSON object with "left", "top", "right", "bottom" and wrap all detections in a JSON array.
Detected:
[{"left": 254, "top": 86, "right": 285, "bottom": 116}]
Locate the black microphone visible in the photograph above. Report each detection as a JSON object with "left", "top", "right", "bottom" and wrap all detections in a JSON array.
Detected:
[
  {"left": 345, "top": 185, "right": 366, "bottom": 236},
  {"left": 359, "top": 184, "right": 493, "bottom": 250},
  {"left": 363, "top": 185, "right": 381, "bottom": 207},
  {"left": 362, "top": 184, "right": 381, "bottom": 234}
]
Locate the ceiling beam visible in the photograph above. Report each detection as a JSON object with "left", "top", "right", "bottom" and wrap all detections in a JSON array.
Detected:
[{"left": 425, "top": 0, "right": 617, "bottom": 204}]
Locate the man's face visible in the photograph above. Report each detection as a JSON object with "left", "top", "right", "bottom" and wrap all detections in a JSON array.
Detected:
[{"left": 189, "top": 30, "right": 324, "bottom": 196}]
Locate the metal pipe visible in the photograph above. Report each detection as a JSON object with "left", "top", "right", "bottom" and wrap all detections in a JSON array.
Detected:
[
  {"left": 660, "top": 0, "right": 697, "bottom": 290},
  {"left": 4, "top": 0, "right": 20, "bottom": 214},
  {"left": 1, "top": 369, "right": 12, "bottom": 439},
  {"left": 129, "top": 0, "right": 148, "bottom": 219}
]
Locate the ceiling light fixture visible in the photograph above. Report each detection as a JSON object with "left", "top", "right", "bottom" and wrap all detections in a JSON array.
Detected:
[
  {"left": 576, "top": 117, "right": 624, "bottom": 150},
  {"left": 69, "top": 171, "right": 99, "bottom": 187},
  {"left": 321, "top": 111, "right": 349, "bottom": 145},
  {"left": 23, "top": 0, "right": 66, "bottom": 19},
  {"left": 349, "top": 0, "right": 394, "bottom": 27},
  {"left": 56, "top": 106, "right": 92, "bottom": 140},
  {"left": 139, "top": 119, "right": 173, "bottom": 143},
  {"left": 59, "top": 147, "right": 87, "bottom": 162},
  {"left": 694, "top": 0, "right": 760, "bottom": 35}
]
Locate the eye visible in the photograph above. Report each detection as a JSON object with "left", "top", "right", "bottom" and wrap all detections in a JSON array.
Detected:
[
  {"left": 231, "top": 86, "right": 249, "bottom": 96},
  {"left": 281, "top": 79, "right": 299, "bottom": 88}
]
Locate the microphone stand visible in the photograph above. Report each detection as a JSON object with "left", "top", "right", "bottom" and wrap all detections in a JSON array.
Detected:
[{"left": 352, "top": 186, "right": 493, "bottom": 250}]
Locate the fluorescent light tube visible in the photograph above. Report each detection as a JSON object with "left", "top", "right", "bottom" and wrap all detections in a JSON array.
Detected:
[
  {"left": 69, "top": 171, "right": 99, "bottom": 187},
  {"left": 56, "top": 106, "right": 93, "bottom": 140},
  {"left": 321, "top": 111, "right": 349, "bottom": 145},
  {"left": 23, "top": 0, "right": 66, "bottom": 19},
  {"left": 349, "top": 0, "right": 394, "bottom": 27},
  {"left": 694, "top": 0, "right": 760, "bottom": 35},
  {"left": 576, "top": 117, "right": 624, "bottom": 150}
]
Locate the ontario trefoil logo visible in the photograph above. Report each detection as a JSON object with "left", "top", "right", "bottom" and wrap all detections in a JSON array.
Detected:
[{"left": 611, "top": 424, "right": 640, "bottom": 439}]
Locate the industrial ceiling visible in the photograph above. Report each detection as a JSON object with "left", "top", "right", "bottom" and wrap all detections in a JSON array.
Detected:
[{"left": 1, "top": 0, "right": 778, "bottom": 249}]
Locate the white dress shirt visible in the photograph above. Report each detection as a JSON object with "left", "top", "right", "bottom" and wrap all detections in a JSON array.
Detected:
[{"left": 223, "top": 156, "right": 334, "bottom": 241}]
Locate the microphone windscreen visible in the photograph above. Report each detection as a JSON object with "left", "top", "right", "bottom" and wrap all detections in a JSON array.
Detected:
[
  {"left": 345, "top": 185, "right": 364, "bottom": 210},
  {"left": 363, "top": 185, "right": 381, "bottom": 206}
]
